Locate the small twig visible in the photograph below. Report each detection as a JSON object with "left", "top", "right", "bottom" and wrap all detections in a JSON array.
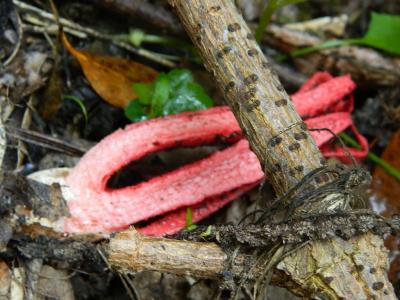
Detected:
[
  {"left": 13, "top": 0, "right": 176, "bottom": 67},
  {"left": 3, "top": 8, "right": 23, "bottom": 66},
  {"left": 21, "top": 14, "right": 87, "bottom": 38},
  {"left": 4, "top": 125, "right": 88, "bottom": 156}
]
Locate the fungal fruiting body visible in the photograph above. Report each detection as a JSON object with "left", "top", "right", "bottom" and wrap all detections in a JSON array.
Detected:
[{"left": 62, "top": 73, "right": 367, "bottom": 235}]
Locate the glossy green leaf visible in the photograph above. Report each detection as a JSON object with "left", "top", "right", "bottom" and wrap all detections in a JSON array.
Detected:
[
  {"left": 176, "top": 82, "right": 213, "bottom": 106},
  {"left": 149, "top": 73, "right": 170, "bottom": 118},
  {"left": 285, "top": 12, "right": 400, "bottom": 60},
  {"left": 124, "top": 100, "right": 148, "bottom": 122},
  {"left": 361, "top": 12, "right": 400, "bottom": 55},
  {"left": 132, "top": 83, "right": 153, "bottom": 105},
  {"left": 125, "top": 68, "right": 214, "bottom": 122},
  {"left": 168, "top": 69, "right": 194, "bottom": 88}
]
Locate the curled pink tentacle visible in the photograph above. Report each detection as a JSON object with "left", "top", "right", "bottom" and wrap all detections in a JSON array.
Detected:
[
  {"left": 292, "top": 73, "right": 356, "bottom": 118},
  {"left": 62, "top": 73, "right": 368, "bottom": 235}
]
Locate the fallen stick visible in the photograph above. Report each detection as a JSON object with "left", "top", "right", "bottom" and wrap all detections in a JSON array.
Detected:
[
  {"left": 265, "top": 23, "right": 400, "bottom": 86},
  {"left": 164, "top": 0, "right": 395, "bottom": 298}
]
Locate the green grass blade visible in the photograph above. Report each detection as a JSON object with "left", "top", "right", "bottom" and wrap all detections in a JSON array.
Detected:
[
  {"left": 63, "top": 95, "right": 89, "bottom": 127},
  {"left": 339, "top": 132, "right": 400, "bottom": 182}
]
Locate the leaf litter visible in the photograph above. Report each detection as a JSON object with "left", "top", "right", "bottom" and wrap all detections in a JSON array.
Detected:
[{"left": 2, "top": 1, "right": 400, "bottom": 299}]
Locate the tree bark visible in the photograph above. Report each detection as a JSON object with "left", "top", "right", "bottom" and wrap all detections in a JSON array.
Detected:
[{"left": 164, "top": 0, "right": 395, "bottom": 298}]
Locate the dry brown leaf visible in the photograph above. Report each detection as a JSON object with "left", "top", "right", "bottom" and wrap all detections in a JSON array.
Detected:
[
  {"left": 371, "top": 129, "right": 400, "bottom": 282},
  {"left": 62, "top": 33, "right": 158, "bottom": 108}
]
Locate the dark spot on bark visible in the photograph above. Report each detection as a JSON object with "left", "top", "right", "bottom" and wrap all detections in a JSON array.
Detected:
[
  {"left": 370, "top": 267, "right": 377, "bottom": 274},
  {"left": 245, "top": 89, "right": 257, "bottom": 100},
  {"left": 223, "top": 45, "right": 233, "bottom": 54},
  {"left": 228, "top": 23, "right": 241, "bottom": 32},
  {"left": 270, "top": 136, "right": 282, "bottom": 147},
  {"left": 275, "top": 99, "right": 287, "bottom": 107},
  {"left": 272, "top": 163, "right": 282, "bottom": 172},
  {"left": 247, "top": 48, "right": 257, "bottom": 57},
  {"left": 251, "top": 74, "right": 259, "bottom": 81},
  {"left": 247, "top": 33, "right": 255, "bottom": 40},
  {"left": 324, "top": 276, "right": 334, "bottom": 284},
  {"left": 161, "top": 245, "right": 166, "bottom": 250},
  {"left": 197, "top": 23, "right": 202, "bottom": 30},
  {"left": 294, "top": 132, "right": 308, "bottom": 140},
  {"left": 209, "top": 5, "right": 221, "bottom": 13},
  {"left": 289, "top": 169, "right": 296, "bottom": 177},
  {"left": 356, "top": 264, "right": 364, "bottom": 272},
  {"left": 276, "top": 84, "right": 284, "bottom": 91},
  {"left": 320, "top": 157, "right": 326, "bottom": 165},
  {"left": 225, "top": 81, "right": 235, "bottom": 92},
  {"left": 245, "top": 100, "right": 260, "bottom": 111},
  {"left": 300, "top": 122, "right": 308, "bottom": 131},
  {"left": 262, "top": 61, "right": 270, "bottom": 69},
  {"left": 244, "top": 74, "right": 258, "bottom": 85},
  {"left": 196, "top": 35, "right": 202, "bottom": 43},
  {"left": 288, "top": 142, "right": 301, "bottom": 151},
  {"left": 216, "top": 51, "right": 224, "bottom": 59},
  {"left": 372, "top": 282, "right": 384, "bottom": 290},
  {"left": 384, "top": 290, "right": 389, "bottom": 295},
  {"left": 295, "top": 165, "right": 304, "bottom": 172}
]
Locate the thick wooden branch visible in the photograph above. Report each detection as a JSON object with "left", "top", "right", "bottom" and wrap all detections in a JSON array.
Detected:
[
  {"left": 165, "top": 0, "right": 395, "bottom": 298},
  {"left": 171, "top": 1, "right": 326, "bottom": 197}
]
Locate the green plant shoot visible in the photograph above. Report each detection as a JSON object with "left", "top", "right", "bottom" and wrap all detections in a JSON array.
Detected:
[
  {"left": 185, "top": 207, "right": 198, "bottom": 231},
  {"left": 125, "top": 69, "right": 214, "bottom": 122},
  {"left": 255, "top": 0, "right": 308, "bottom": 43},
  {"left": 285, "top": 12, "right": 400, "bottom": 59}
]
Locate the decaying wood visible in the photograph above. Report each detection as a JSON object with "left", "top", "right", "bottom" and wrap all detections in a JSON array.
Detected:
[
  {"left": 176, "top": 212, "right": 400, "bottom": 247},
  {"left": 265, "top": 24, "right": 400, "bottom": 86},
  {"left": 97, "top": 0, "right": 182, "bottom": 35},
  {"left": 107, "top": 230, "right": 228, "bottom": 278},
  {"left": 165, "top": 0, "right": 395, "bottom": 298}
]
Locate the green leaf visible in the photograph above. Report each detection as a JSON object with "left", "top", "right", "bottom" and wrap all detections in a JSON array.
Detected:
[
  {"left": 132, "top": 83, "right": 154, "bottom": 105},
  {"left": 167, "top": 69, "right": 194, "bottom": 88},
  {"left": 162, "top": 82, "right": 213, "bottom": 115},
  {"left": 285, "top": 12, "right": 400, "bottom": 59},
  {"left": 124, "top": 100, "right": 148, "bottom": 122},
  {"left": 185, "top": 207, "right": 198, "bottom": 231},
  {"left": 126, "top": 68, "right": 214, "bottom": 122},
  {"left": 149, "top": 73, "right": 170, "bottom": 118},
  {"left": 360, "top": 12, "right": 400, "bottom": 55},
  {"left": 182, "top": 83, "right": 214, "bottom": 107}
]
